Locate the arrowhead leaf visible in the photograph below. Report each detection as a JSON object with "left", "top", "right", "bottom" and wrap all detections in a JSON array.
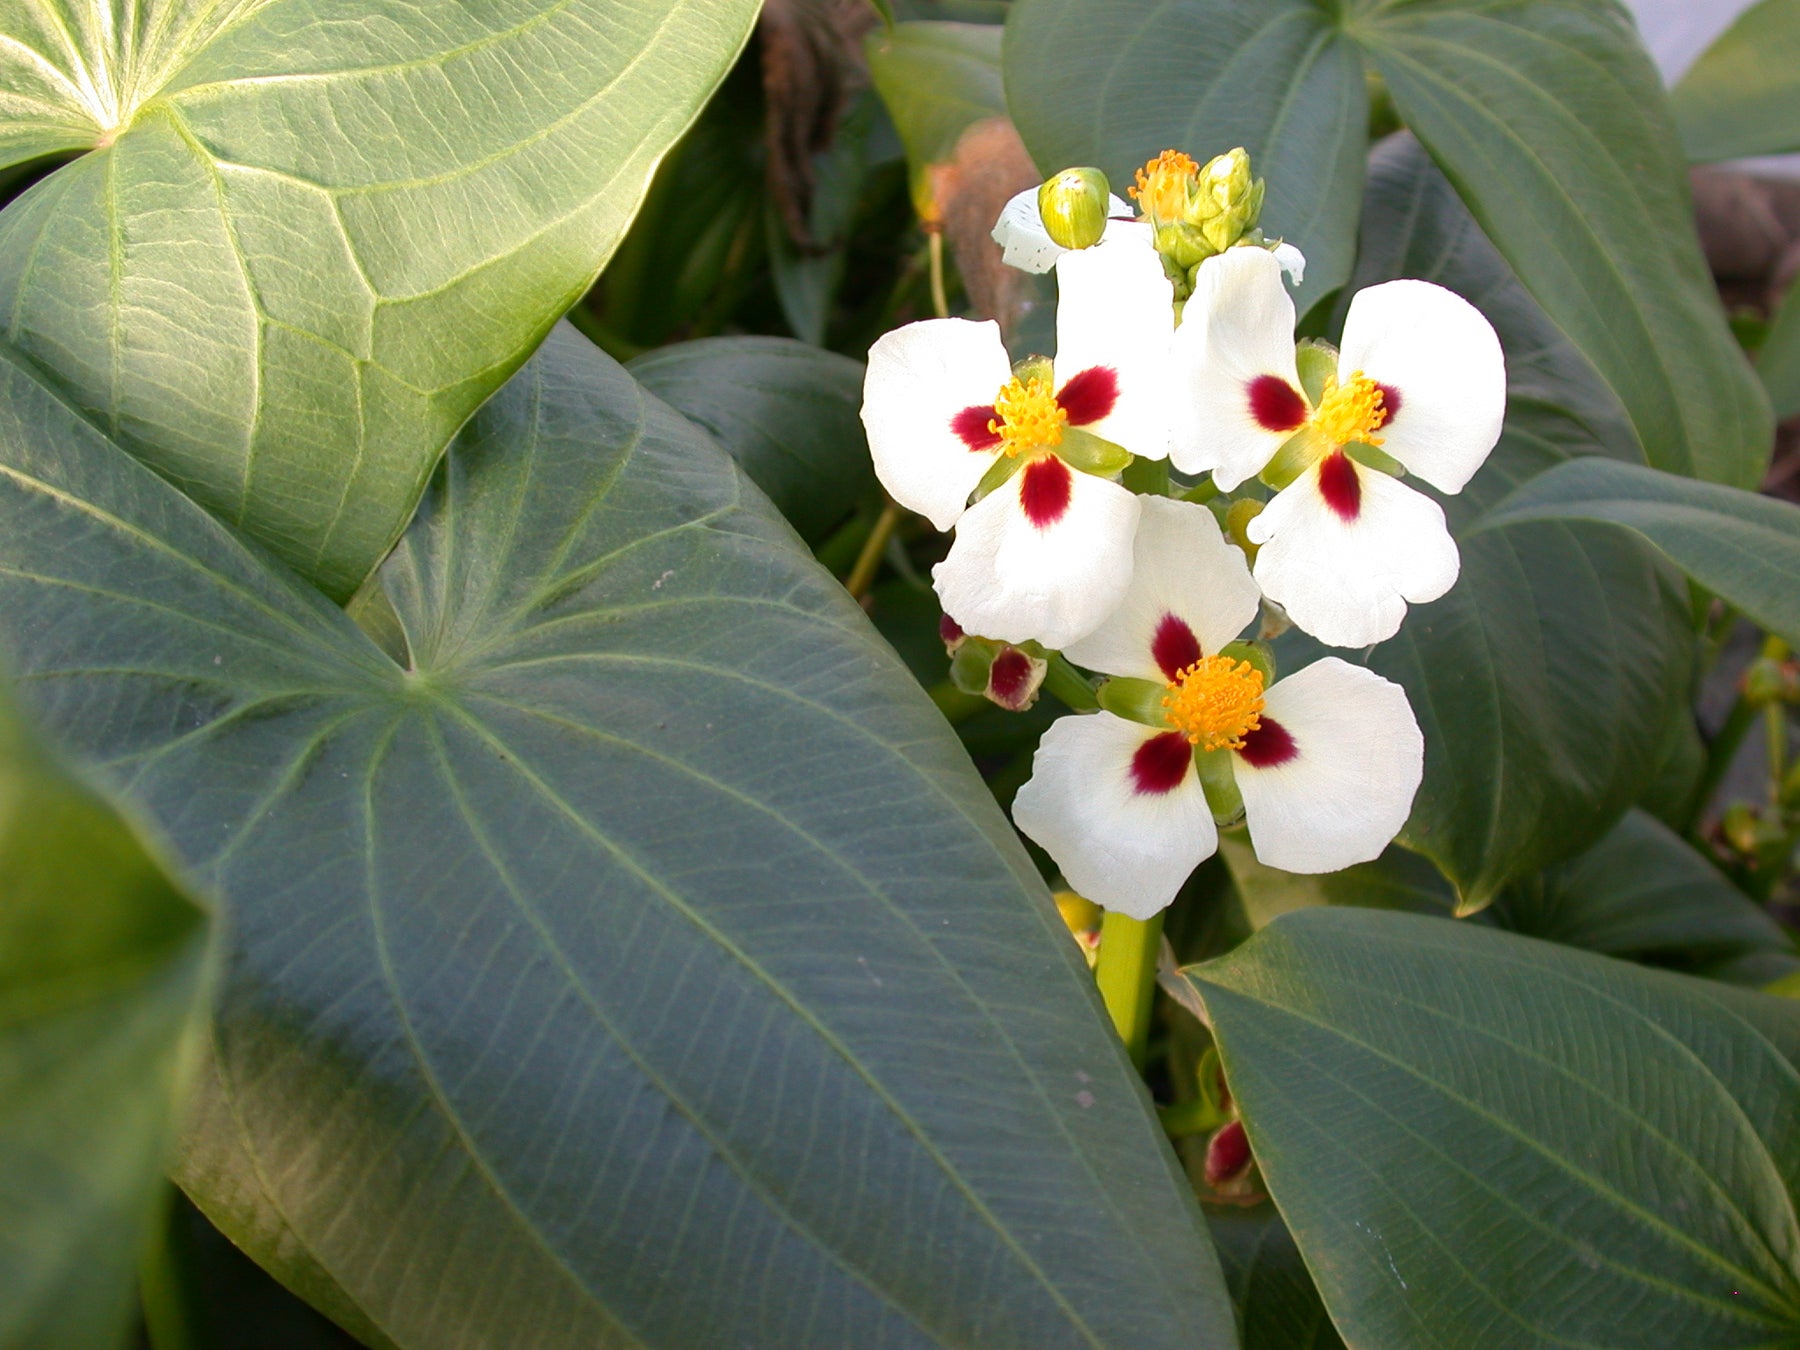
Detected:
[{"left": 0, "top": 326, "right": 1236, "bottom": 1350}]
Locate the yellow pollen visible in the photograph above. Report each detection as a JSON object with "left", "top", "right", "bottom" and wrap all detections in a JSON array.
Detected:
[
  {"left": 988, "top": 376, "right": 1066, "bottom": 456},
  {"left": 1310, "top": 371, "right": 1387, "bottom": 449},
  {"left": 1130, "top": 149, "right": 1199, "bottom": 224},
  {"left": 1162, "top": 656, "right": 1266, "bottom": 752}
]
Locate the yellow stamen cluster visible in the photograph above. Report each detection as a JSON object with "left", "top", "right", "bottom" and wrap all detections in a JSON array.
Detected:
[
  {"left": 988, "top": 376, "right": 1066, "bottom": 456},
  {"left": 1130, "top": 150, "right": 1199, "bottom": 226},
  {"left": 1311, "top": 371, "right": 1387, "bottom": 448},
  {"left": 1162, "top": 656, "right": 1266, "bottom": 752}
]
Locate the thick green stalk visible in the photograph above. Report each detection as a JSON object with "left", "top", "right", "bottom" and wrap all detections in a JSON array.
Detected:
[{"left": 1094, "top": 909, "right": 1164, "bottom": 1068}]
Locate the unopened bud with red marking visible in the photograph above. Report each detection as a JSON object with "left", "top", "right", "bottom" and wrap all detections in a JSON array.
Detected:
[
  {"left": 946, "top": 627, "right": 1050, "bottom": 712},
  {"left": 1204, "top": 1118, "right": 1255, "bottom": 1192},
  {"left": 939, "top": 612, "right": 967, "bottom": 655}
]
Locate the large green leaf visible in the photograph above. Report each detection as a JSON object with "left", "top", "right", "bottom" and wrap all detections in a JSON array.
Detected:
[
  {"left": 1333, "top": 138, "right": 1693, "bottom": 910},
  {"left": 1671, "top": 0, "right": 1800, "bottom": 161},
  {"left": 627, "top": 336, "right": 875, "bottom": 545},
  {"left": 1473, "top": 457, "right": 1800, "bottom": 647},
  {"left": 0, "top": 672, "right": 209, "bottom": 1349},
  {"left": 1179, "top": 907, "right": 1800, "bottom": 1350},
  {"left": 1360, "top": 0, "right": 1771, "bottom": 487},
  {"left": 0, "top": 326, "right": 1234, "bottom": 1349},
  {"left": 1206, "top": 1205, "right": 1345, "bottom": 1350},
  {"left": 1491, "top": 808, "right": 1799, "bottom": 984},
  {"left": 1003, "top": 0, "right": 1366, "bottom": 311},
  {"left": 0, "top": 0, "right": 761, "bottom": 600},
  {"left": 866, "top": 20, "right": 1005, "bottom": 219}
]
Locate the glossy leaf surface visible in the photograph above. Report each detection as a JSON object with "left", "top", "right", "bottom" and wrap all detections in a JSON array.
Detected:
[
  {"left": 627, "top": 336, "right": 874, "bottom": 544},
  {"left": 0, "top": 0, "right": 761, "bottom": 598},
  {"left": 0, "top": 674, "right": 208, "bottom": 1350},
  {"left": 1181, "top": 907, "right": 1800, "bottom": 1350},
  {"left": 1474, "top": 457, "right": 1800, "bottom": 647},
  {"left": 0, "top": 327, "right": 1234, "bottom": 1350},
  {"left": 1671, "top": 0, "right": 1800, "bottom": 161}
]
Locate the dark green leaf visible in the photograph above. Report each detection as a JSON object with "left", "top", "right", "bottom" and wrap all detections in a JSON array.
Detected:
[
  {"left": 0, "top": 326, "right": 1234, "bottom": 1349},
  {"left": 627, "top": 336, "right": 875, "bottom": 544},
  {"left": 0, "top": 671, "right": 208, "bottom": 1350},
  {"left": 1472, "top": 457, "right": 1800, "bottom": 648},
  {"left": 1003, "top": 0, "right": 1366, "bottom": 311},
  {"left": 1671, "top": 0, "right": 1800, "bottom": 161},
  {"left": 0, "top": 0, "right": 761, "bottom": 598},
  {"left": 1218, "top": 834, "right": 1455, "bottom": 931},
  {"left": 1337, "top": 138, "right": 1694, "bottom": 910},
  {"left": 866, "top": 21, "right": 1006, "bottom": 218},
  {"left": 1180, "top": 907, "right": 1800, "bottom": 1350},
  {"left": 1758, "top": 271, "right": 1800, "bottom": 423},
  {"left": 1360, "top": 1, "right": 1771, "bottom": 486},
  {"left": 1491, "top": 808, "right": 1799, "bottom": 982},
  {"left": 1206, "top": 1205, "right": 1345, "bottom": 1350}
]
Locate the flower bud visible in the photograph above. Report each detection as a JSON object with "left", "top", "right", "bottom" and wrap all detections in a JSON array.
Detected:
[
  {"left": 1054, "top": 889, "right": 1103, "bottom": 967},
  {"left": 1203, "top": 1118, "right": 1254, "bottom": 1191},
  {"left": 1037, "top": 167, "right": 1111, "bottom": 251},
  {"left": 1197, "top": 147, "right": 1263, "bottom": 253},
  {"left": 948, "top": 632, "right": 1048, "bottom": 712}
]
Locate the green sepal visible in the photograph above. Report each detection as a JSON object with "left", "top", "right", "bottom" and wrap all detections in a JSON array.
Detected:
[
  {"left": 1097, "top": 677, "right": 1170, "bottom": 728},
  {"left": 1259, "top": 427, "right": 1323, "bottom": 491},
  {"left": 949, "top": 640, "right": 996, "bottom": 695},
  {"left": 1176, "top": 475, "right": 1220, "bottom": 504},
  {"left": 1294, "top": 340, "right": 1337, "bottom": 406},
  {"left": 1012, "top": 354, "right": 1054, "bottom": 385},
  {"left": 972, "top": 451, "right": 1025, "bottom": 501},
  {"left": 1058, "top": 428, "right": 1134, "bottom": 477},
  {"left": 1195, "top": 749, "right": 1244, "bottom": 825},
  {"left": 1346, "top": 441, "right": 1406, "bottom": 477},
  {"left": 1216, "top": 640, "right": 1275, "bottom": 687}
]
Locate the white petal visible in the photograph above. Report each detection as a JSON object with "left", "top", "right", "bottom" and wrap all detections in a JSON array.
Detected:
[
  {"left": 1063, "top": 496, "right": 1260, "bottom": 680},
  {"left": 1169, "top": 246, "right": 1304, "bottom": 487},
  {"left": 1012, "top": 712, "right": 1218, "bottom": 918},
  {"left": 1270, "top": 241, "right": 1306, "bottom": 285},
  {"left": 861, "top": 318, "right": 1014, "bottom": 532},
  {"left": 1338, "top": 279, "right": 1506, "bottom": 494},
  {"left": 1248, "top": 457, "right": 1460, "bottom": 649},
  {"left": 1232, "top": 658, "right": 1423, "bottom": 873},
  {"left": 933, "top": 461, "right": 1140, "bottom": 649},
  {"left": 991, "top": 185, "right": 1137, "bottom": 274},
  {"left": 1053, "top": 220, "right": 1176, "bottom": 460}
]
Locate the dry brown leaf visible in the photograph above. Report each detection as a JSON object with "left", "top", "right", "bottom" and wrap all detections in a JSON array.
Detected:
[{"left": 928, "top": 116, "right": 1041, "bottom": 333}]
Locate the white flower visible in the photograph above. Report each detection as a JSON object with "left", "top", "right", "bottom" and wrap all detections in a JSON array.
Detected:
[
  {"left": 1170, "top": 247, "right": 1505, "bottom": 648},
  {"left": 991, "top": 184, "right": 1137, "bottom": 273},
  {"left": 1011, "top": 498, "right": 1424, "bottom": 918},
  {"left": 861, "top": 223, "right": 1175, "bottom": 648}
]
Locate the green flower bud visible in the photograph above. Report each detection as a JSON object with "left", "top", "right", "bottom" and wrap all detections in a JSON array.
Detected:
[
  {"left": 1197, "top": 147, "right": 1264, "bottom": 253},
  {"left": 1037, "top": 167, "right": 1111, "bottom": 251}
]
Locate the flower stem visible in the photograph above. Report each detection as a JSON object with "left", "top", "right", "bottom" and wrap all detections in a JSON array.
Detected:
[
  {"left": 845, "top": 501, "right": 902, "bottom": 600},
  {"left": 1095, "top": 908, "right": 1163, "bottom": 1068},
  {"left": 927, "top": 230, "right": 951, "bottom": 320},
  {"left": 1694, "top": 694, "right": 1758, "bottom": 827},
  {"left": 1042, "top": 653, "right": 1099, "bottom": 711}
]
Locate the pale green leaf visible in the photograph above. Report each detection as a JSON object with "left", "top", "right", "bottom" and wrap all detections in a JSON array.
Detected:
[
  {"left": 866, "top": 20, "right": 1005, "bottom": 219},
  {"left": 1671, "top": 0, "right": 1800, "bottom": 161},
  {"left": 0, "top": 0, "right": 762, "bottom": 598}
]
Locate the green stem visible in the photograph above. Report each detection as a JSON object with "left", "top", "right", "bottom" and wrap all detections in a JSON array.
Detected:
[
  {"left": 1766, "top": 703, "right": 1788, "bottom": 799},
  {"left": 845, "top": 501, "right": 903, "bottom": 600},
  {"left": 1094, "top": 909, "right": 1164, "bottom": 1068},
  {"left": 1042, "top": 653, "right": 1098, "bottom": 711},
  {"left": 1695, "top": 694, "right": 1759, "bottom": 826},
  {"left": 139, "top": 1186, "right": 205, "bottom": 1350},
  {"left": 927, "top": 230, "right": 951, "bottom": 320}
]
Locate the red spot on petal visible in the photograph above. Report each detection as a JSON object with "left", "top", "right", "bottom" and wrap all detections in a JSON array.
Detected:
[
  {"left": 1150, "top": 613, "right": 1201, "bottom": 681},
  {"left": 988, "top": 649, "right": 1036, "bottom": 709},
  {"left": 1248, "top": 375, "right": 1307, "bottom": 433},
  {"left": 1236, "top": 716, "right": 1297, "bottom": 768},
  {"left": 1055, "top": 366, "right": 1120, "bottom": 426},
  {"left": 1317, "top": 450, "right": 1362, "bottom": 522},
  {"left": 1019, "top": 457, "right": 1073, "bottom": 528},
  {"left": 1376, "top": 382, "right": 1402, "bottom": 421},
  {"left": 952, "top": 404, "right": 1002, "bottom": 451},
  {"left": 1205, "top": 1120, "right": 1252, "bottom": 1187},
  {"left": 1130, "top": 732, "right": 1193, "bottom": 795}
]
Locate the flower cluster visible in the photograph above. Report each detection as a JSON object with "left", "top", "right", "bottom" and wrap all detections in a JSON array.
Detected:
[{"left": 859, "top": 150, "right": 1506, "bottom": 918}]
